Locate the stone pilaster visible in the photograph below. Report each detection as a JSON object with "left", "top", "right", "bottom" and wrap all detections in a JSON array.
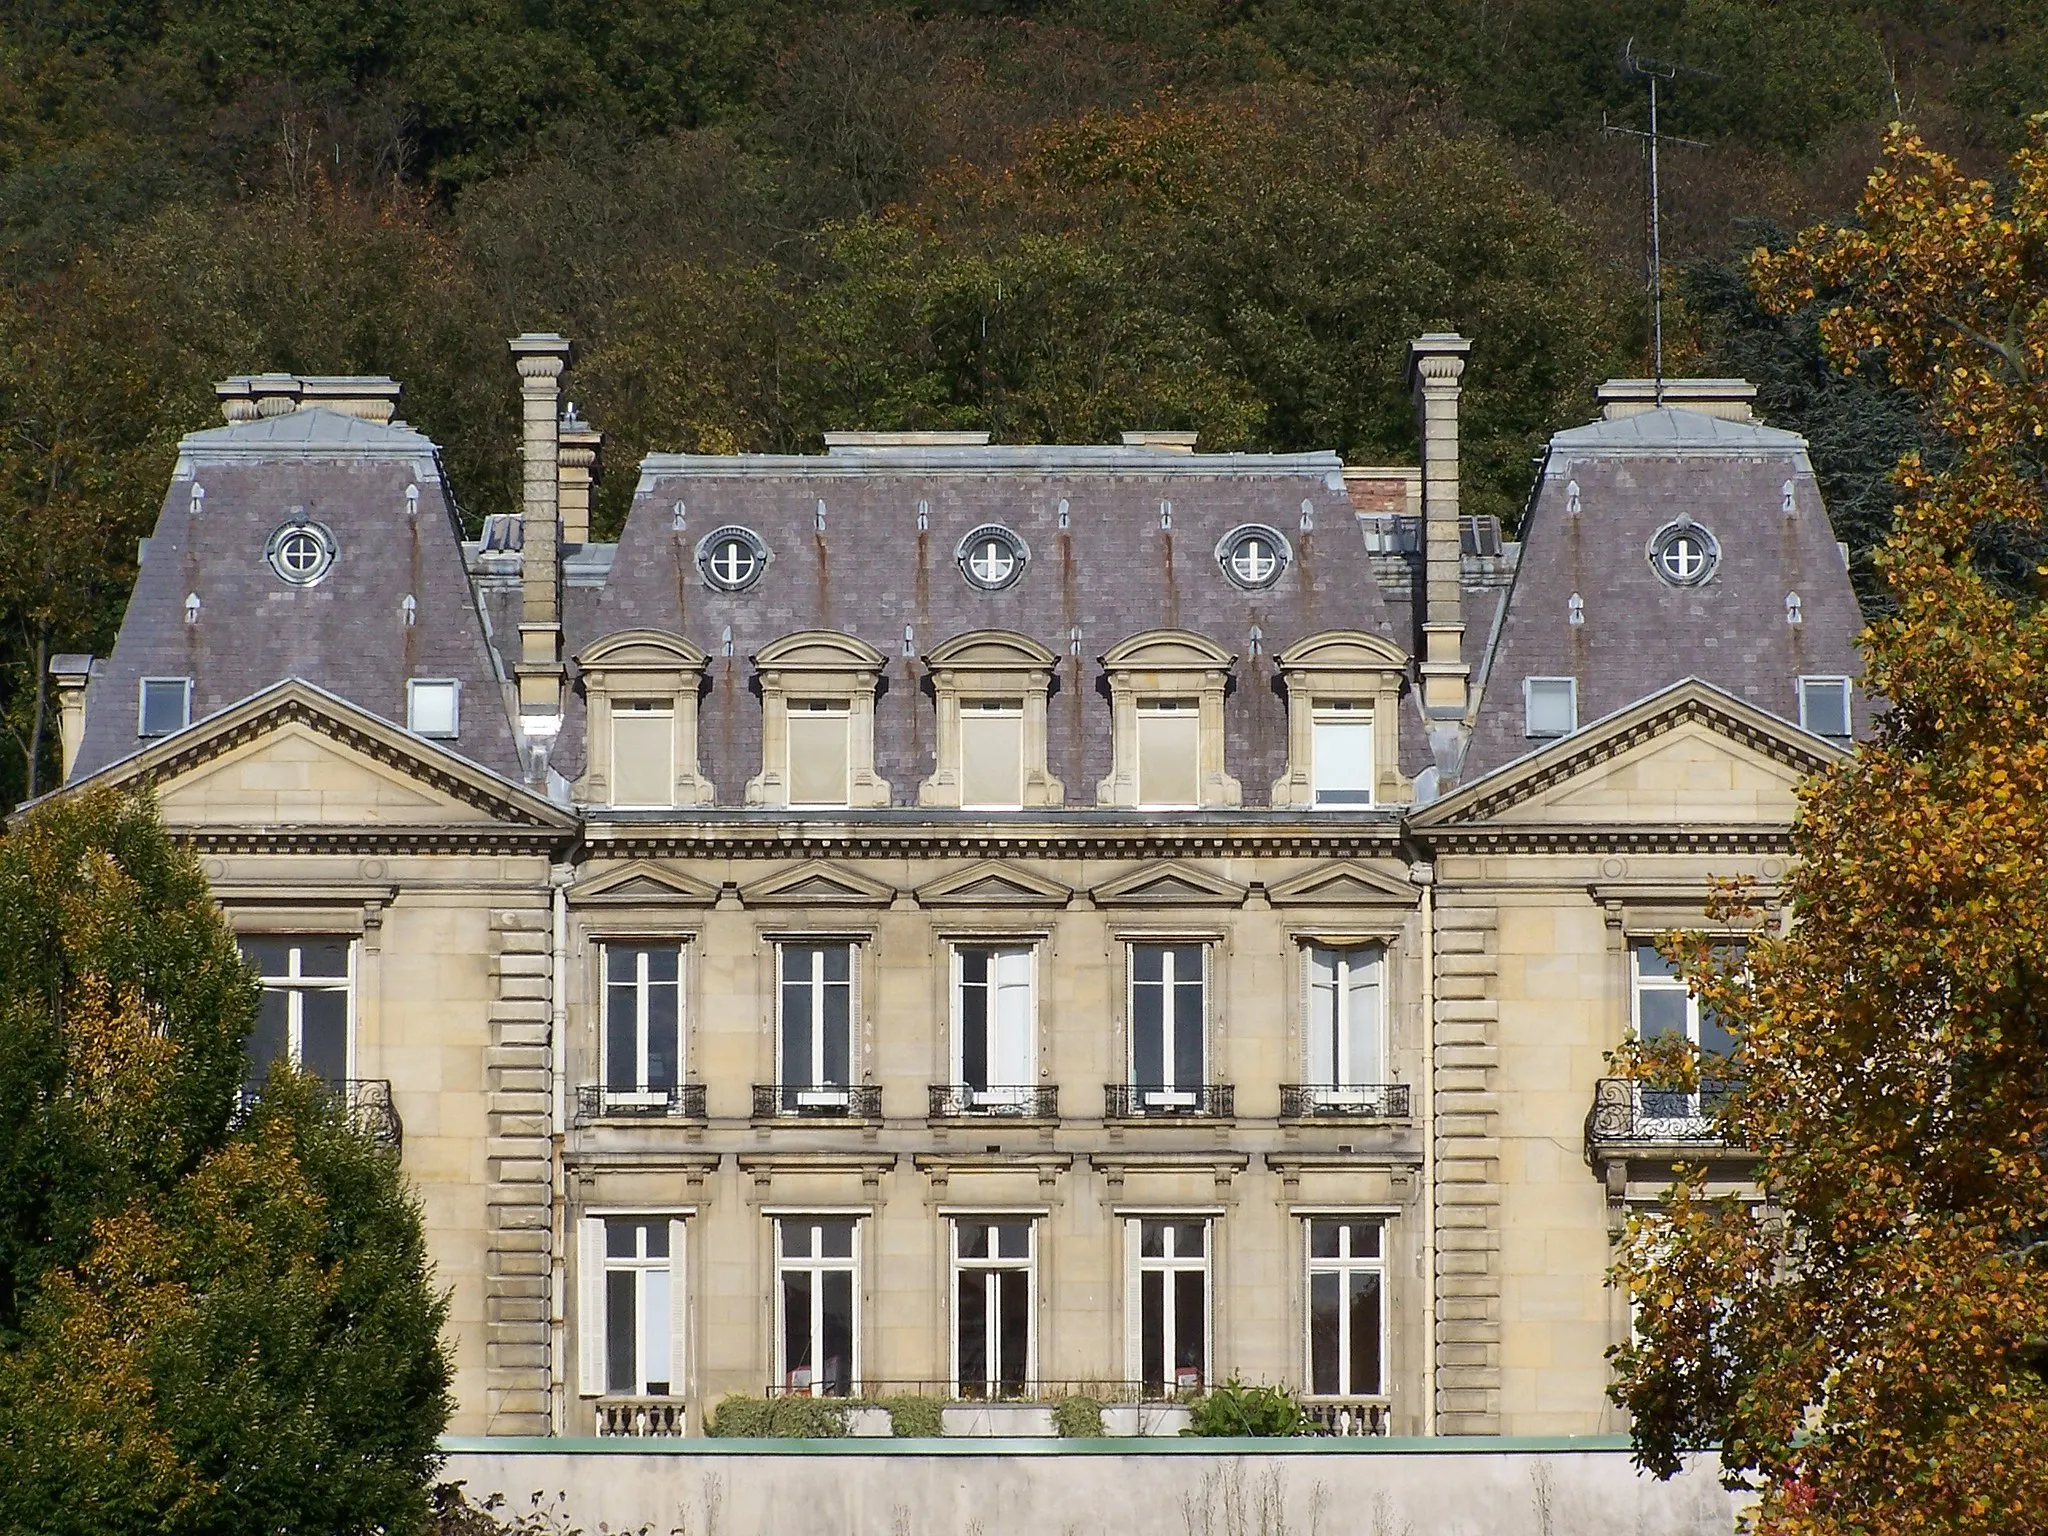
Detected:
[
  {"left": 1433, "top": 900, "right": 1501, "bottom": 1433},
  {"left": 484, "top": 905, "right": 555, "bottom": 1434}
]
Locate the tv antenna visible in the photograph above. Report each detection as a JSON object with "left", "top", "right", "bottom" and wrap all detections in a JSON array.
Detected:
[{"left": 1602, "top": 41, "right": 1710, "bottom": 403}]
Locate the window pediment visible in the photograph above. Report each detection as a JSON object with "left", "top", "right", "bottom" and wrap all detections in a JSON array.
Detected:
[
  {"left": 1100, "top": 629, "right": 1234, "bottom": 673},
  {"left": 754, "top": 630, "right": 885, "bottom": 673},
  {"left": 925, "top": 630, "right": 1057, "bottom": 672},
  {"left": 577, "top": 629, "right": 710, "bottom": 674},
  {"left": 1275, "top": 630, "right": 1406, "bottom": 674}
]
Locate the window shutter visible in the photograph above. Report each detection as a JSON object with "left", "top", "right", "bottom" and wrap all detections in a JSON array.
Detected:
[
  {"left": 668, "top": 1219, "right": 689, "bottom": 1394},
  {"left": 612, "top": 709, "right": 675, "bottom": 808},
  {"left": 578, "top": 1217, "right": 605, "bottom": 1397},
  {"left": 996, "top": 948, "right": 1033, "bottom": 1087},
  {"left": 1122, "top": 1218, "right": 1142, "bottom": 1384},
  {"left": 1348, "top": 949, "right": 1383, "bottom": 1084},
  {"left": 1306, "top": 947, "right": 1335, "bottom": 1084}
]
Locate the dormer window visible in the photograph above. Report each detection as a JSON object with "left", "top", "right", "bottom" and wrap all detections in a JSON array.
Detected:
[
  {"left": 1137, "top": 700, "right": 1199, "bottom": 809},
  {"left": 1649, "top": 520, "right": 1719, "bottom": 587},
  {"left": 1311, "top": 702, "right": 1374, "bottom": 807},
  {"left": 1097, "top": 632, "right": 1240, "bottom": 810},
  {"left": 266, "top": 519, "right": 337, "bottom": 586},
  {"left": 1798, "top": 676, "right": 1851, "bottom": 740},
  {"left": 1268, "top": 632, "right": 1411, "bottom": 809},
  {"left": 139, "top": 676, "right": 192, "bottom": 737},
  {"left": 746, "top": 632, "right": 891, "bottom": 810},
  {"left": 573, "top": 631, "right": 715, "bottom": 810},
  {"left": 406, "top": 678, "right": 460, "bottom": 738},
  {"left": 919, "top": 631, "right": 1064, "bottom": 811},
  {"left": 697, "top": 527, "right": 768, "bottom": 592},
  {"left": 1216, "top": 525, "right": 1290, "bottom": 591},
  {"left": 788, "top": 701, "right": 851, "bottom": 809},
  {"left": 957, "top": 526, "right": 1027, "bottom": 591},
  {"left": 1524, "top": 677, "right": 1577, "bottom": 738}
]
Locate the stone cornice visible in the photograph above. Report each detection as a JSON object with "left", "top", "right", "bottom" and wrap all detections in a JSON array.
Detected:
[
  {"left": 1421, "top": 824, "right": 1798, "bottom": 856},
  {"left": 580, "top": 817, "right": 1406, "bottom": 861}
]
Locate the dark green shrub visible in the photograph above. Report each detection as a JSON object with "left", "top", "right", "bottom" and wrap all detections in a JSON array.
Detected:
[
  {"left": 1182, "top": 1378, "right": 1308, "bottom": 1437},
  {"left": 704, "top": 1393, "right": 849, "bottom": 1438},
  {"left": 875, "top": 1393, "right": 945, "bottom": 1438},
  {"left": 1051, "top": 1394, "right": 1105, "bottom": 1437}
]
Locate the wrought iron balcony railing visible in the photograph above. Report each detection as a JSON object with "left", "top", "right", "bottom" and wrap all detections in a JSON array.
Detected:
[
  {"left": 1279, "top": 1083, "right": 1411, "bottom": 1120},
  {"left": 1587, "top": 1076, "right": 1740, "bottom": 1145},
  {"left": 928, "top": 1083, "right": 1060, "bottom": 1120},
  {"left": 752, "top": 1082, "right": 883, "bottom": 1121},
  {"left": 595, "top": 1396, "right": 686, "bottom": 1436},
  {"left": 235, "top": 1078, "right": 401, "bottom": 1151},
  {"left": 575, "top": 1083, "right": 708, "bottom": 1123},
  {"left": 1104, "top": 1083, "right": 1235, "bottom": 1119}
]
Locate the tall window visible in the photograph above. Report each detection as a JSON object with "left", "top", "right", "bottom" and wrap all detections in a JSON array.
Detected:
[
  {"left": 953, "top": 1219, "right": 1033, "bottom": 1399},
  {"left": 1311, "top": 703, "right": 1374, "bottom": 807},
  {"left": 960, "top": 699, "right": 1024, "bottom": 810},
  {"left": 603, "top": 945, "right": 682, "bottom": 1106},
  {"left": 1633, "top": 941, "right": 1739, "bottom": 1120},
  {"left": 611, "top": 701, "right": 675, "bottom": 808},
  {"left": 240, "top": 937, "right": 351, "bottom": 1092},
  {"left": 1306, "top": 946, "right": 1384, "bottom": 1091},
  {"left": 1136, "top": 700, "right": 1200, "bottom": 809},
  {"left": 777, "top": 1218, "right": 858, "bottom": 1396},
  {"left": 954, "top": 945, "right": 1034, "bottom": 1108},
  {"left": 1130, "top": 1218, "right": 1208, "bottom": 1394},
  {"left": 596, "top": 1217, "right": 680, "bottom": 1398},
  {"left": 778, "top": 943, "right": 854, "bottom": 1110},
  {"left": 1306, "top": 1219, "right": 1384, "bottom": 1399},
  {"left": 1130, "top": 943, "right": 1206, "bottom": 1107},
  {"left": 1797, "top": 675, "right": 1851, "bottom": 740},
  {"left": 787, "top": 701, "right": 851, "bottom": 808}
]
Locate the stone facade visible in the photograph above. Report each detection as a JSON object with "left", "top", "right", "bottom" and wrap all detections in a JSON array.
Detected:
[{"left": 45, "top": 351, "right": 1860, "bottom": 1439}]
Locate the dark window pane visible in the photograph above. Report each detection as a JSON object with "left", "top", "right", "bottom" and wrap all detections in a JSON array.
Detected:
[
  {"left": 246, "top": 989, "right": 289, "bottom": 1091},
  {"left": 1638, "top": 990, "right": 1688, "bottom": 1040},
  {"left": 995, "top": 1223, "right": 1030, "bottom": 1260},
  {"left": 299, "top": 940, "right": 349, "bottom": 978},
  {"left": 823, "top": 945, "right": 850, "bottom": 984},
  {"left": 607, "top": 947, "right": 638, "bottom": 984},
  {"left": 996, "top": 1268, "right": 1029, "bottom": 1389},
  {"left": 1172, "top": 973, "right": 1203, "bottom": 1089},
  {"left": 1173, "top": 1270, "right": 1205, "bottom": 1383},
  {"left": 1173, "top": 1222, "right": 1205, "bottom": 1258},
  {"left": 1132, "top": 974, "right": 1163, "bottom": 1086},
  {"left": 1350, "top": 1223, "right": 1381, "bottom": 1259},
  {"left": 1132, "top": 944, "right": 1163, "bottom": 984},
  {"left": 957, "top": 1271, "right": 988, "bottom": 1392},
  {"left": 1348, "top": 1272, "right": 1383, "bottom": 1395},
  {"left": 783, "top": 1271, "right": 813, "bottom": 1387},
  {"left": 1309, "top": 1220, "right": 1340, "bottom": 1259},
  {"left": 606, "top": 1270, "right": 636, "bottom": 1393},
  {"left": 1634, "top": 944, "right": 1677, "bottom": 980},
  {"left": 957, "top": 1222, "right": 990, "bottom": 1261},
  {"left": 300, "top": 990, "right": 347, "bottom": 1086},
  {"left": 643, "top": 1221, "right": 668, "bottom": 1260},
  {"left": 606, "top": 1218, "right": 637, "bottom": 1258},
  {"left": 961, "top": 961, "right": 988, "bottom": 1089},
  {"left": 820, "top": 1270, "right": 854, "bottom": 1395},
  {"left": 1699, "top": 1009, "right": 1738, "bottom": 1059},
  {"left": 647, "top": 984, "right": 678, "bottom": 1091},
  {"left": 781, "top": 1221, "right": 812, "bottom": 1259},
  {"left": 1309, "top": 1271, "right": 1340, "bottom": 1395},
  {"left": 822, "top": 976, "right": 850, "bottom": 1086},
  {"left": 646, "top": 947, "right": 679, "bottom": 984},
  {"left": 1140, "top": 1271, "right": 1164, "bottom": 1391},
  {"left": 818, "top": 1221, "right": 854, "bottom": 1259},
  {"left": 781, "top": 971, "right": 813, "bottom": 1089},
  {"left": 606, "top": 983, "right": 637, "bottom": 1091},
  {"left": 240, "top": 938, "right": 293, "bottom": 978},
  {"left": 960, "top": 949, "right": 989, "bottom": 987},
  {"left": 1140, "top": 1220, "right": 1164, "bottom": 1258}
]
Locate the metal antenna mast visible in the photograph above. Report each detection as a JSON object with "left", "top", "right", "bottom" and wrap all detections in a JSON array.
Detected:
[{"left": 1603, "top": 41, "right": 1708, "bottom": 403}]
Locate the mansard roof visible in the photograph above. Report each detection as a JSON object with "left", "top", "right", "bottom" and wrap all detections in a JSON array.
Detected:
[
  {"left": 1462, "top": 405, "right": 1865, "bottom": 779},
  {"left": 71, "top": 409, "right": 523, "bottom": 783},
  {"left": 568, "top": 442, "right": 1404, "bottom": 804}
]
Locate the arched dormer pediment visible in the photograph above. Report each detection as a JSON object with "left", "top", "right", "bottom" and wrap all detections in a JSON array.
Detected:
[
  {"left": 925, "top": 629, "right": 1058, "bottom": 671},
  {"left": 1100, "top": 629, "right": 1235, "bottom": 673},
  {"left": 1276, "top": 630, "right": 1408, "bottom": 672},
  {"left": 753, "top": 630, "right": 886, "bottom": 673},
  {"left": 576, "top": 628, "right": 710, "bottom": 673}
]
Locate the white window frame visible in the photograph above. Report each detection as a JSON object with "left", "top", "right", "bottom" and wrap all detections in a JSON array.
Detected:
[
  {"left": 1134, "top": 698, "right": 1201, "bottom": 810},
  {"left": 774, "top": 1216, "right": 861, "bottom": 1396},
  {"left": 577, "top": 1212, "right": 687, "bottom": 1400},
  {"left": 1125, "top": 1216, "right": 1211, "bottom": 1394},
  {"left": 950, "top": 1217, "right": 1037, "bottom": 1398},
  {"left": 1523, "top": 676, "right": 1577, "bottom": 738},
  {"left": 1127, "top": 941, "right": 1209, "bottom": 1107},
  {"left": 786, "top": 699, "right": 852, "bottom": 809},
  {"left": 1303, "top": 1217, "right": 1387, "bottom": 1399},
  {"left": 1630, "top": 939, "right": 1743, "bottom": 1125},
  {"left": 138, "top": 675, "right": 192, "bottom": 737},
  {"left": 405, "top": 677, "right": 460, "bottom": 738},
  {"left": 600, "top": 943, "right": 685, "bottom": 1106},
  {"left": 950, "top": 943, "right": 1036, "bottom": 1105},
  {"left": 1309, "top": 701, "right": 1375, "bottom": 808},
  {"left": 1304, "top": 944, "right": 1385, "bottom": 1092},
  {"left": 1797, "top": 675, "right": 1852, "bottom": 738},
  {"left": 609, "top": 699, "right": 678, "bottom": 808},
  {"left": 776, "top": 941, "right": 857, "bottom": 1108},
  {"left": 241, "top": 936, "right": 356, "bottom": 1085},
  {"left": 958, "top": 697, "right": 1026, "bottom": 811}
]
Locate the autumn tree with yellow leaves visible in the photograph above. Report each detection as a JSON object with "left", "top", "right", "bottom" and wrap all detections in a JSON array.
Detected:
[{"left": 1609, "top": 122, "right": 2048, "bottom": 1534}]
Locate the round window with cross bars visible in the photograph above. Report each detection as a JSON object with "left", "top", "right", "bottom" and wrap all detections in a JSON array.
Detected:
[
  {"left": 956, "top": 525, "right": 1028, "bottom": 591},
  {"left": 1649, "top": 520, "right": 1718, "bottom": 587},
  {"left": 696, "top": 526, "right": 769, "bottom": 592},
  {"left": 1215, "top": 524, "right": 1291, "bottom": 591},
  {"left": 265, "top": 519, "right": 337, "bottom": 586}
]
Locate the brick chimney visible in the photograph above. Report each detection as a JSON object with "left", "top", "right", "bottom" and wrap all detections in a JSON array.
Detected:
[
  {"left": 1407, "top": 333, "right": 1473, "bottom": 759},
  {"left": 509, "top": 334, "right": 573, "bottom": 725}
]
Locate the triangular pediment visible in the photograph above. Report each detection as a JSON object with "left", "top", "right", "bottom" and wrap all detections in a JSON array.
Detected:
[
  {"left": 569, "top": 860, "right": 720, "bottom": 906},
  {"left": 1091, "top": 860, "right": 1246, "bottom": 908},
  {"left": 1265, "top": 860, "right": 1419, "bottom": 907},
  {"left": 739, "top": 860, "right": 895, "bottom": 907},
  {"left": 58, "top": 680, "right": 574, "bottom": 838},
  {"left": 1416, "top": 680, "right": 1843, "bottom": 832},
  {"left": 915, "top": 860, "right": 1073, "bottom": 908}
]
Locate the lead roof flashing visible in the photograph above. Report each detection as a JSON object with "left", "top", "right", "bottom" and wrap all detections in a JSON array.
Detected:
[
  {"left": 1545, "top": 406, "right": 1812, "bottom": 465},
  {"left": 633, "top": 447, "right": 1348, "bottom": 491},
  {"left": 173, "top": 407, "right": 445, "bottom": 471}
]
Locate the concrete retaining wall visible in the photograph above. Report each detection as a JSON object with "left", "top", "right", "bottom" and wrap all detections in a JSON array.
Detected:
[{"left": 441, "top": 1436, "right": 1738, "bottom": 1536}]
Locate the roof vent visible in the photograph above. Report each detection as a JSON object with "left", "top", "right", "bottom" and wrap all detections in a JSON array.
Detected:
[
  {"left": 1786, "top": 592, "right": 1803, "bottom": 626},
  {"left": 1057, "top": 498, "right": 1070, "bottom": 530},
  {"left": 402, "top": 593, "right": 418, "bottom": 626},
  {"left": 916, "top": 500, "right": 929, "bottom": 531},
  {"left": 1565, "top": 480, "right": 1582, "bottom": 515},
  {"left": 1568, "top": 592, "right": 1585, "bottom": 626},
  {"left": 672, "top": 501, "right": 686, "bottom": 533},
  {"left": 1121, "top": 431, "right": 1199, "bottom": 453},
  {"left": 188, "top": 484, "right": 204, "bottom": 517},
  {"left": 1299, "top": 499, "right": 1314, "bottom": 532},
  {"left": 405, "top": 483, "right": 419, "bottom": 518},
  {"left": 1159, "top": 500, "right": 1173, "bottom": 530},
  {"left": 1595, "top": 378, "right": 1758, "bottom": 422},
  {"left": 1782, "top": 480, "right": 1797, "bottom": 516},
  {"left": 184, "top": 592, "right": 201, "bottom": 624}
]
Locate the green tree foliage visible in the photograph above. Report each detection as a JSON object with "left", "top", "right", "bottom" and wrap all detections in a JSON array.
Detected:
[
  {"left": 0, "top": 788, "right": 452, "bottom": 1536},
  {"left": 1182, "top": 1378, "right": 1310, "bottom": 1437}
]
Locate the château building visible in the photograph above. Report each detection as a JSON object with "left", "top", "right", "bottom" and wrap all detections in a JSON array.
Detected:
[{"left": 45, "top": 337, "right": 1864, "bottom": 1438}]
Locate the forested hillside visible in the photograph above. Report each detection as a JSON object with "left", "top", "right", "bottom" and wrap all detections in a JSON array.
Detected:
[{"left": 1, "top": 1, "right": 2043, "bottom": 799}]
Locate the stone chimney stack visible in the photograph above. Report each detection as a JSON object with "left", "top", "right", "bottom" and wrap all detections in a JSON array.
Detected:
[
  {"left": 557, "top": 403, "right": 602, "bottom": 546},
  {"left": 509, "top": 333, "right": 573, "bottom": 725},
  {"left": 1407, "top": 333, "right": 1473, "bottom": 751},
  {"left": 50, "top": 655, "right": 93, "bottom": 782}
]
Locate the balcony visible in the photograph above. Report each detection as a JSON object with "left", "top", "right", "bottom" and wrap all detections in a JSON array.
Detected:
[
  {"left": 575, "top": 1083, "right": 707, "bottom": 1124},
  {"left": 235, "top": 1078, "right": 401, "bottom": 1152},
  {"left": 1586, "top": 1077, "right": 1737, "bottom": 1147},
  {"left": 1105, "top": 1083, "right": 1235, "bottom": 1120},
  {"left": 1279, "top": 1083, "right": 1410, "bottom": 1120},
  {"left": 928, "top": 1084, "right": 1060, "bottom": 1121},
  {"left": 594, "top": 1396, "right": 686, "bottom": 1436},
  {"left": 1300, "top": 1397, "right": 1390, "bottom": 1437},
  {"left": 752, "top": 1083, "right": 883, "bottom": 1121}
]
